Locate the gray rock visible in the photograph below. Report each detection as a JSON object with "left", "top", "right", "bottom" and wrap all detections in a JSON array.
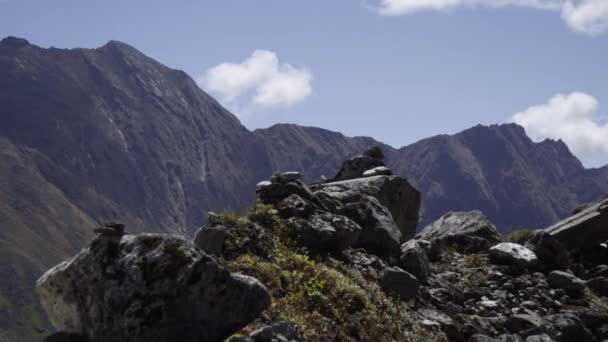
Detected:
[
  {"left": 194, "top": 225, "right": 227, "bottom": 255},
  {"left": 313, "top": 175, "right": 420, "bottom": 240},
  {"left": 543, "top": 196, "right": 608, "bottom": 253},
  {"left": 330, "top": 155, "right": 384, "bottom": 181},
  {"left": 399, "top": 239, "right": 431, "bottom": 283},
  {"left": 548, "top": 271, "right": 586, "bottom": 293},
  {"left": 256, "top": 180, "right": 272, "bottom": 191},
  {"left": 526, "top": 335, "right": 554, "bottom": 342},
  {"left": 249, "top": 321, "right": 296, "bottom": 342},
  {"left": 36, "top": 234, "right": 270, "bottom": 342},
  {"left": 417, "top": 309, "right": 462, "bottom": 341},
  {"left": 506, "top": 313, "right": 543, "bottom": 333},
  {"left": 525, "top": 231, "right": 570, "bottom": 271},
  {"left": 543, "top": 313, "right": 593, "bottom": 342},
  {"left": 416, "top": 211, "right": 502, "bottom": 254},
  {"left": 380, "top": 266, "right": 419, "bottom": 300},
  {"left": 363, "top": 145, "right": 384, "bottom": 160},
  {"left": 277, "top": 194, "right": 313, "bottom": 218},
  {"left": 271, "top": 171, "right": 302, "bottom": 183},
  {"left": 257, "top": 179, "right": 315, "bottom": 205},
  {"left": 586, "top": 276, "right": 608, "bottom": 297},
  {"left": 489, "top": 243, "right": 538, "bottom": 269},
  {"left": 362, "top": 166, "right": 393, "bottom": 177},
  {"left": 342, "top": 195, "right": 402, "bottom": 258},
  {"left": 287, "top": 211, "right": 361, "bottom": 253}
]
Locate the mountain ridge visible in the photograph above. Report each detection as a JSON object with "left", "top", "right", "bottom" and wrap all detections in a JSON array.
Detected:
[{"left": 0, "top": 37, "right": 607, "bottom": 339}]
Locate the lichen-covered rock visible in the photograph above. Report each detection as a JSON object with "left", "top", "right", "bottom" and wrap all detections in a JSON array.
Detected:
[
  {"left": 416, "top": 211, "right": 502, "bottom": 255},
  {"left": 489, "top": 243, "right": 538, "bottom": 270},
  {"left": 312, "top": 175, "right": 420, "bottom": 240},
  {"left": 400, "top": 239, "right": 431, "bottom": 284},
  {"left": 36, "top": 234, "right": 270, "bottom": 342},
  {"left": 287, "top": 211, "right": 361, "bottom": 253}
]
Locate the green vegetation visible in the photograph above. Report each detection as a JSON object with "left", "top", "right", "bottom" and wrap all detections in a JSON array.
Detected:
[
  {"left": 20, "top": 304, "right": 48, "bottom": 339},
  {"left": 506, "top": 229, "right": 533, "bottom": 243},
  {"left": 224, "top": 207, "right": 439, "bottom": 341}
]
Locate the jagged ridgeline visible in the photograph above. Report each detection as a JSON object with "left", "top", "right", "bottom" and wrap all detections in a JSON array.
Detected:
[{"left": 37, "top": 148, "right": 608, "bottom": 342}]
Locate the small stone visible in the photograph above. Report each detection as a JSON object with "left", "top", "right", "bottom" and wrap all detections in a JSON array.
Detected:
[{"left": 548, "top": 271, "right": 586, "bottom": 293}]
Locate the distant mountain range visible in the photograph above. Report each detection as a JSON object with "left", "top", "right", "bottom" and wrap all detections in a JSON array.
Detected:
[{"left": 0, "top": 36, "right": 606, "bottom": 340}]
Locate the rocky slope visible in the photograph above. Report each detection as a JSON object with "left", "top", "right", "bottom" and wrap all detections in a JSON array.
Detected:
[
  {"left": 255, "top": 123, "right": 608, "bottom": 230},
  {"left": 1, "top": 36, "right": 607, "bottom": 339},
  {"left": 38, "top": 149, "right": 608, "bottom": 342},
  {"left": 0, "top": 36, "right": 271, "bottom": 339}
]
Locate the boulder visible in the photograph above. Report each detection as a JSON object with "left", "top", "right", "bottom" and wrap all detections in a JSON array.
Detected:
[
  {"left": 287, "top": 211, "right": 361, "bottom": 253},
  {"left": 363, "top": 145, "right": 384, "bottom": 160},
  {"left": 489, "top": 243, "right": 538, "bottom": 269},
  {"left": 548, "top": 271, "right": 586, "bottom": 293},
  {"left": 312, "top": 175, "right": 420, "bottom": 240},
  {"left": 399, "top": 239, "right": 431, "bottom": 283},
  {"left": 380, "top": 266, "right": 419, "bottom": 300},
  {"left": 330, "top": 155, "right": 384, "bottom": 181},
  {"left": 416, "top": 211, "right": 502, "bottom": 254},
  {"left": 342, "top": 195, "right": 402, "bottom": 258},
  {"left": 257, "top": 178, "right": 315, "bottom": 205},
  {"left": 525, "top": 231, "right": 570, "bottom": 271},
  {"left": 36, "top": 234, "right": 270, "bottom": 342},
  {"left": 543, "top": 196, "right": 608, "bottom": 254},
  {"left": 193, "top": 225, "right": 227, "bottom": 255}
]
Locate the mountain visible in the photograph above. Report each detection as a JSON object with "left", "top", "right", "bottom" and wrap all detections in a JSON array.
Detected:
[
  {"left": 255, "top": 123, "right": 608, "bottom": 231},
  {"left": 0, "top": 36, "right": 271, "bottom": 339},
  {"left": 1, "top": 37, "right": 607, "bottom": 339}
]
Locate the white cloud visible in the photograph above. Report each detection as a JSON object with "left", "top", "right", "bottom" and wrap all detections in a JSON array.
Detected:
[
  {"left": 199, "top": 50, "right": 312, "bottom": 114},
  {"left": 511, "top": 92, "right": 608, "bottom": 167},
  {"left": 372, "top": 0, "right": 608, "bottom": 34},
  {"left": 562, "top": 0, "right": 608, "bottom": 34}
]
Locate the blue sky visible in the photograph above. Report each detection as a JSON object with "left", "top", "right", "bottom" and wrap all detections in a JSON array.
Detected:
[{"left": 1, "top": 0, "right": 607, "bottom": 167}]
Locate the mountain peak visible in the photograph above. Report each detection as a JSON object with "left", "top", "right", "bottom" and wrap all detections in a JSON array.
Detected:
[{"left": 0, "top": 36, "right": 31, "bottom": 48}]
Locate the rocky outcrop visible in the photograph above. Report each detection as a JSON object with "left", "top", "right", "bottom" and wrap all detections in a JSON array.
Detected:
[
  {"left": 312, "top": 175, "right": 420, "bottom": 241},
  {"left": 330, "top": 146, "right": 386, "bottom": 182},
  {"left": 416, "top": 211, "right": 502, "bottom": 256},
  {"left": 544, "top": 195, "right": 608, "bottom": 254},
  {"left": 36, "top": 234, "right": 270, "bottom": 342}
]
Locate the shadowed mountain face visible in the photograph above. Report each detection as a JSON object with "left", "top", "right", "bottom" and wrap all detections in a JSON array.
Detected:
[
  {"left": 0, "top": 37, "right": 271, "bottom": 339},
  {"left": 255, "top": 123, "right": 608, "bottom": 231},
  {"left": 1, "top": 37, "right": 607, "bottom": 339}
]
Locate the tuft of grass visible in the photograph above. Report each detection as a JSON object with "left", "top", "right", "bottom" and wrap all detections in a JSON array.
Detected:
[{"left": 506, "top": 229, "right": 533, "bottom": 243}]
